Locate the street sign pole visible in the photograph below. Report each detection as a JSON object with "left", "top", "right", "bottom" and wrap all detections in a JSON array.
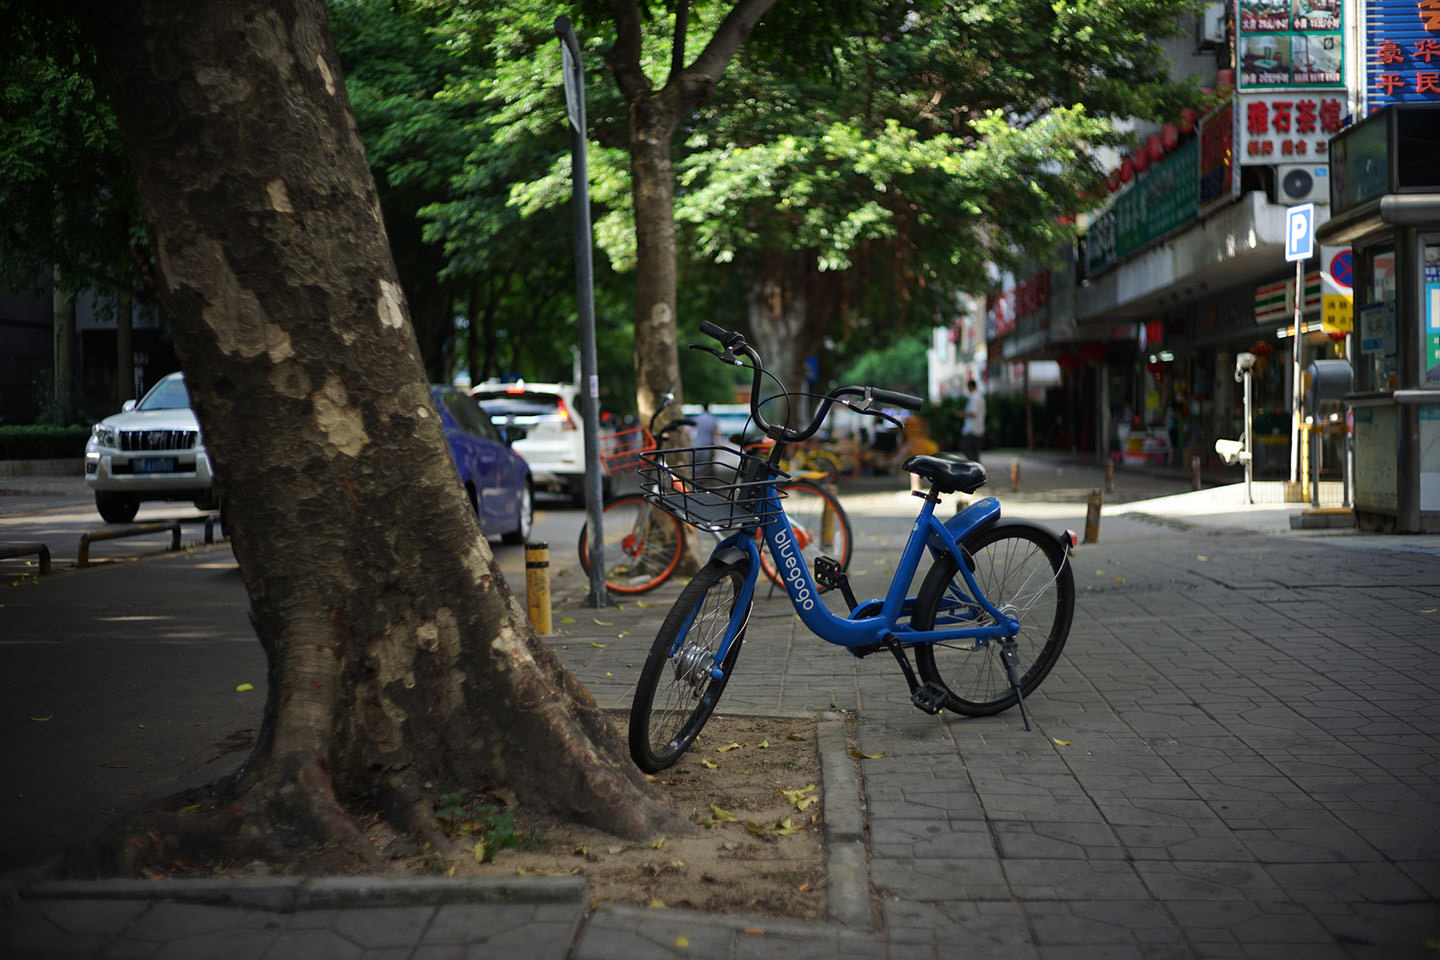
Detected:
[
  {"left": 1285, "top": 204, "right": 1315, "bottom": 488},
  {"left": 555, "top": 16, "right": 607, "bottom": 607}
]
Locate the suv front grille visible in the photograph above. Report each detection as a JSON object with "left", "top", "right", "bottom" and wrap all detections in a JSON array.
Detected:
[{"left": 119, "top": 429, "right": 198, "bottom": 452}]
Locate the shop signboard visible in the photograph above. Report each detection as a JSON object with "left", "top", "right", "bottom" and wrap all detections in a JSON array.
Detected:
[
  {"left": 1238, "top": 91, "right": 1347, "bottom": 159},
  {"left": 1254, "top": 271, "right": 1322, "bottom": 323},
  {"left": 1365, "top": 0, "right": 1440, "bottom": 110},
  {"left": 1237, "top": 0, "right": 1345, "bottom": 89},
  {"left": 1116, "top": 137, "right": 1200, "bottom": 254},
  {"left": 1426, "top": 243, "right": 1440, "bottom": 382}
]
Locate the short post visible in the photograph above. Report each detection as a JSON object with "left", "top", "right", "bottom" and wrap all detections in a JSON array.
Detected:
[
  {"left": 1104, "top": 460, "right": 1114, "bottom": 494},
  {"left": 820, "top": 484, "right": 837, "bottom": 551},
  {"left": 525, "top": 542, "right": 553, "bottom": 636},
  {"left": 1083, "top": 489, "right": 1102, "bottom": 544},
  {"left": 1190, "top": 454, "right": 1202, "bottom": 491},
  {"left": 1009, "top": 458, "right": 1020, "bottom": 493}
]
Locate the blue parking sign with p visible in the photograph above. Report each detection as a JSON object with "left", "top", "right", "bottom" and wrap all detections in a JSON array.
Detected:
[{"left": 1286, "top": 203, "right": 1315, "bottom": 262}]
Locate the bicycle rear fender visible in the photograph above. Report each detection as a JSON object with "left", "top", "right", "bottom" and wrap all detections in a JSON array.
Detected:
[{"left": 926, "top": 496, "right": 1001, "bottom": 560}]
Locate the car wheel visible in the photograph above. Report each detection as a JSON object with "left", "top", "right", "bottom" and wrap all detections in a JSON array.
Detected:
[
  {"left": 95, "top": 491, "right": 140, "bottom": 524},
  {"left": 503, "top": 483, "right": 534, "bottom": 545}
]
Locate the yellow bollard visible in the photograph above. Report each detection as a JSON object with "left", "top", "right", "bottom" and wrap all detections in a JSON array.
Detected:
[
  {"left": 1010, "top": 459, "right": 1020, "bottom": 493},
  {"left": 525, "top": 541, "right": 552, "bottom": 635},
  {"left": 1083, "top": 489, "right": 1102, "bottom": 544}
]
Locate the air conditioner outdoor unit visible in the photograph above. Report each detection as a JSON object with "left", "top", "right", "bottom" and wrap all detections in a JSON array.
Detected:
[
  {"left": 1276, "top": 163, "right": 1329, "bottom": 204},
  {"left": 1197, "top": 2, "right": 1226, "bottom": 48}
]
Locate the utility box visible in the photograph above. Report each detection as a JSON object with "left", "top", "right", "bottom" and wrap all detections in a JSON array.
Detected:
[{"left": 1305, "top": 359, "right": 1353, "bottom": 414}]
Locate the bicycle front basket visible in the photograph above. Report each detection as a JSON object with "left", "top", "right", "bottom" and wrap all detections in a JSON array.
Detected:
[{"left": 638, "top": 445, "right": 786, "bottom": 531}]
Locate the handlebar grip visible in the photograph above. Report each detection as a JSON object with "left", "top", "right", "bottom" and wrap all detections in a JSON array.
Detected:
[
  {"left": 871, "top": 388, "right": 924, "bottom": 411},
  {"left": 698, "top": 321, "right": 730, "bottom": 341}
]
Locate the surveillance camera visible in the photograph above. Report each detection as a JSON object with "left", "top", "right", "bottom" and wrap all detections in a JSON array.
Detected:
[
  {"left": 1214, "top": 438, "right": 1250, "bottom": 465},
  {"left": 1234, "top": 352, "right": 1257, "bottom": 381}
]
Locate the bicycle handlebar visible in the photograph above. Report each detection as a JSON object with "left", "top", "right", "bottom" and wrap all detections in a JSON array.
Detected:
[{"left": 693, "top": 322, "right": 923, "bottom": 444}]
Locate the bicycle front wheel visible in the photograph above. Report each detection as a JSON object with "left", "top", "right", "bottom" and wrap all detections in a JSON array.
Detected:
[
  {"left": 629, "top": 557, "right": 753, "bottom": 772},
  {"left": 911, "top": 521, "right": 1074, "bottom": 716},
  {"left": 757, "top": 481, "right": 853, "bottom": 589},
  {"left": 577, "top": 495, "right": 685, "bottom": 594}
]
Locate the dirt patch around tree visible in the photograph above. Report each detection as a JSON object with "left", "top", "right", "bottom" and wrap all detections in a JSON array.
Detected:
[{"left": 409, "top": 713, "right": 831, "bottom": 920}]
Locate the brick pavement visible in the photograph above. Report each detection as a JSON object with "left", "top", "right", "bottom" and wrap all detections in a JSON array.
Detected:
[{"left": 4, "top": 456, "right": 1439, "bottom": 958}]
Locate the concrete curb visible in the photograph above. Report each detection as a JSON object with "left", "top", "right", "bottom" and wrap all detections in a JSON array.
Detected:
[
  {"left": 816, "top": 712, "right": 871, "bottom": 929},
  {"left": 17, "top": 875, "right": 589, "bottom": 912}
]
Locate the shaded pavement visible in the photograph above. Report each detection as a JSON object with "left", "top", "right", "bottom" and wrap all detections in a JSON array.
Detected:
[{"left": 3, "top": 452, "right": 1439, "bottom": 958}]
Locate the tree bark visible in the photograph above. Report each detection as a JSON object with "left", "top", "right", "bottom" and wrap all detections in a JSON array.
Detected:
[{"left": 66, "top": 0, "right": 676, "bottom": 875}]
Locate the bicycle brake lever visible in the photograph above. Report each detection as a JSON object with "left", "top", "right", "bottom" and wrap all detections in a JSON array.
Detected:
[{"left": 688, "top": 343, "right": 745, "bottom": 366}]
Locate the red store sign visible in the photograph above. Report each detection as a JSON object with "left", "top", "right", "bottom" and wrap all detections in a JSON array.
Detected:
[{"left": 1239, "top": 92, "right": 1346, "bottom": 158}]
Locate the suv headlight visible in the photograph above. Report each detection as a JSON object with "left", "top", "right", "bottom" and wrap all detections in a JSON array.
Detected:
[{"left": 91, "top": 424, "right": 117, "bottom": 447}]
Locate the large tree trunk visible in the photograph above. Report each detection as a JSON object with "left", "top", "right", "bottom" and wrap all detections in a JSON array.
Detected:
[{"left": 66, "top": 0, "right": 675, "bottom": 875}]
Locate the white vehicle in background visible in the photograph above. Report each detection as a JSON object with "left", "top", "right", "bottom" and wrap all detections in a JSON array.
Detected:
[
  {"left": 83, "top": 372, "right": 218, "bottom": 523},
  {"left": 471, "top": 380, "right": 607, "bottom": 505}
]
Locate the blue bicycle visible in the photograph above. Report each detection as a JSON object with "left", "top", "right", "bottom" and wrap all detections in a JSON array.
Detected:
[{"left": 628, "top": 323, "right": 1077, "bottom": 772}]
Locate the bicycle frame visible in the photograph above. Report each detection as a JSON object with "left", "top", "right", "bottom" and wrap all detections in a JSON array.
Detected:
[{"left": 692, "top": 477, "right": 1017, "bottom": 682}]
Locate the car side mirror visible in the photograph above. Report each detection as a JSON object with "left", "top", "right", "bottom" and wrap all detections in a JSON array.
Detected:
[
  {"left": 503, "top": 425, "right": 528, "bottom": 444},
  {"left": 122, "top": 400, "right": 137, "bottom": 412}
]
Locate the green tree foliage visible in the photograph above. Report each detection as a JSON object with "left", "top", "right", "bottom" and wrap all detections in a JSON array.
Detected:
[{"left": 0, "top": 11, "right": 152, "bottom": 303}]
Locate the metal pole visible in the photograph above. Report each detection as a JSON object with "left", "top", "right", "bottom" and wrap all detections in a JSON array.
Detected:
[
  {"left": 1290, "top": 258, "right": 1303, "bottom": 485},
  {"left": 555, "top": 16, "right": 607, "bottom": 607},
  {"left": 1242, "top": 369, "right": 1254, "bottom": 504}
]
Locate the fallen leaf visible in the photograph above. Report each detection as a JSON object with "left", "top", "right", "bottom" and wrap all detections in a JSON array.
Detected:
[
  {"left": 558, "top": 617, "right": 576, "bottom": 624},
  {"left": 1114, "top": 577, "right": 1125, "bottom": 584},
  {"left": 717, "top": 741, "right": 743, "bottom": 752},
  {"left": 1421, "top": 607, "right": 1438, "bottom": 614},
  {"left": 709, "top": 805, "right": 738, "bottom": 822},
  {"left": 605, "top": 672, "right": 614, "bottom": 677},
  {"left": 785, "top": 732, "right": 807, "bottom": 741},
  {"left": 773, "top": 816, "right": 801, "bottom": 836},
  {"left": 649, "top": 898, "right": 666, "bottom": 908},
  {"left": 593, "top": 618, "right": 613, "bottom": 626},
  {"left": 745, "top": 820, "right": 768, "bottom": 837},
  {"left": 758, "top": 739, "right": 770, "bottom": 748},
  {"left": 700, "top": 758, "right": 718, "bottom": 769},
  {"left": 636, "top": 601, "right": 651, "bottom": 608},
  {"left": 590, "top": 641, "right": 607, "bottom": 648},
  {"left": 235, "top": 683, "right": 254, "bottom": 692},
  {"left": 1051, "top": 737, "right": 1073, "bottom": 746},
  {"left": 779, "top": 785, "right": 817, "bottom": 811},
  {"left": 850, "top": 749, "right": 885, "bottom": 759},
  {"left": 675, "top": 936, "right": 690, "bottom": 947},
  {"left": 574, "top": 843, "right": 588, "bottom": 856},
  {"left": 473, "top": 839, "right": 487, "bottom": 863},
  {"left": 650, "top": 837, "right": 666, "bottom": 849},
  {"left": 1196, "top": 555, "right": 1209, "bottom": 561},
  {"left": 29, "top": 715, "right": 52, "bottom": 722}
]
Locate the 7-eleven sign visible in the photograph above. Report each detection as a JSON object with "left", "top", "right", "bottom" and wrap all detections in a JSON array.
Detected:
[{"left": 1254, "top": 271, "right": 1322, "bottom": 325}]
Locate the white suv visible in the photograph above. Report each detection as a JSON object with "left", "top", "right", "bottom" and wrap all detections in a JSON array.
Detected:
[
  {"left": 471, "top": 380, "right": 605, "bottom": 505},
  {"left": 84, "top": 372, "right": 218, "bottom": 523}
]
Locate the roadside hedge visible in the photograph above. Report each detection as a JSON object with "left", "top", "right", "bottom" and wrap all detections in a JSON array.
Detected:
[{"left": 0, "top": 425, "right": 91, "bottom": 460}]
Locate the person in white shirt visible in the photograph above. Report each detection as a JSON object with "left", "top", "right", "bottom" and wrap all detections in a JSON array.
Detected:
[{"left": 961, "top": 379, "right": 986, "bottom": 461}]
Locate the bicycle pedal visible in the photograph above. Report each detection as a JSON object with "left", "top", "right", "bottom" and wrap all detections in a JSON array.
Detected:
[
  {"left": 910, "top": 681, "right": 950, "bottom": 715},
  {"left": 812, "top": 556, "right": 841, "bottom": 585}
]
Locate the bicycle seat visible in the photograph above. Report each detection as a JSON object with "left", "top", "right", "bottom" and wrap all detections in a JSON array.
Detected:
[{"left": 902, "top": 453, "right": 987, "bottom": 493}]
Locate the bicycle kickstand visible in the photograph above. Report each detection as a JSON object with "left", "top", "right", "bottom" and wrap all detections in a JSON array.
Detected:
[
  {"left": 999, "top": 639, "right": 1032, "bottom": 731},
  {"left": 883, "top": 635, "right": 950, "bottom": 715}
]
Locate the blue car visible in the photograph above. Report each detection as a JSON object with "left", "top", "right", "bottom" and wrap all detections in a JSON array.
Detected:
[{"left": 432, "top": 385, "right": 533, "bottom": 544}]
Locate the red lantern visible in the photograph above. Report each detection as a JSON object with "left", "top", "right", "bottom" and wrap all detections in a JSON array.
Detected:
[
  {"left": 1132, "top": 147, "right": 1149, "bottom": 174},
  {"left": 1107, "top": 168, "right": 1122, "bottom": 191},
  {"left": 1147, "top": 134, "right": 1163, "bottom": 161},
  {"left": 1216, "top": 69, "right": 1235, "bottom": 90},
  {"left": 1161, "top": 123, "right": 1178, "bottom": 150},
  {"left": 1119, "top": 157, "right": 1134, "bottom": 182},
  {"left": 1179, "top": 108, "right": 1196, "bottom": 134}
]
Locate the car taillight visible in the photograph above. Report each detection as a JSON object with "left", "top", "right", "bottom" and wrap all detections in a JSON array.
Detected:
[{"left": 557, "top": 397, "right": 577, "bottom": 430}]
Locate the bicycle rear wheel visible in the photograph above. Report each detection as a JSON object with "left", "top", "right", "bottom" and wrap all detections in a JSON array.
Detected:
[
  {"left": 629, "top": 557, "right": 752, "bottom": 772},
  {"left": 577, "top": 495, "right": 685, "bottom": 594},
  {"left": 911, "top": 521, "right": 1074, "bottom": 716},
  {"left": 757, "top": 481, "right": 852, "bottom": 589}
]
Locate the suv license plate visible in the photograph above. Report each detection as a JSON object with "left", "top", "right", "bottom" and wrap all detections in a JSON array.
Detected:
[{"left": 134, "top": 457, "right": 177, "bottom": 474}]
